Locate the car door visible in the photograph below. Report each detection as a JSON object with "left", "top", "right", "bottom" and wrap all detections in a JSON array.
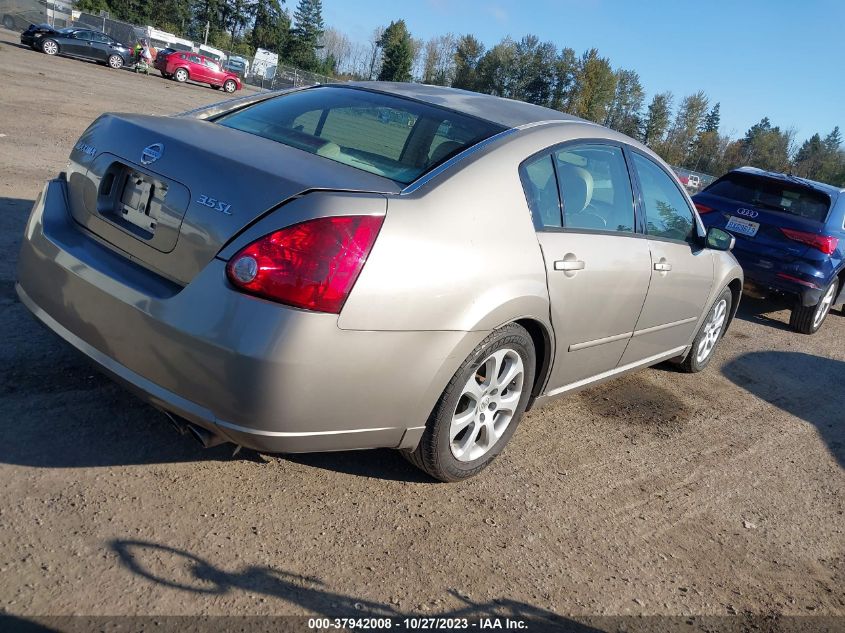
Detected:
[
  {"left": 88, "top": 32, "right": 111, "bottom": 62},
  {"left": 203, "top": 57, "right": 224, "bottom": 85},
  {"left": 524, "top": 143, "right": 653, "bottom": 392},
  {"left": 619, "top": 151, "right": 714, "bottom": 364},
  {"left": 70, "top": 30, "right": 96, "bottom": 58},
  {"left": 189, "top": 54, "right": 209, "bottom": 81},
  {"left": 58, "top": 29, "right": 86, "bottom": 56}
]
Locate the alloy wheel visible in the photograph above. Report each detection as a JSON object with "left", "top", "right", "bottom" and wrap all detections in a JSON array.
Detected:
[
  {"left": 108, "top": 55, "right": 122, "bottom": 69},
  {"left": 813, "top": 282, "right": 837, "bottom": 329},
  {"left": 696, "top": 298, "right": 727, "bottom": 364},
  {"left": 449, "top": 348, "right": 525, "bottom": 462},
  {"left": 42, "top": 40, "right": 58, "bottom": 55}
]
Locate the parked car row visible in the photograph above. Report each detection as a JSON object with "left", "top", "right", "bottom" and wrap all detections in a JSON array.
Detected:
[{"left": 19, "top": 23, "right": 242, "bottom": 92}]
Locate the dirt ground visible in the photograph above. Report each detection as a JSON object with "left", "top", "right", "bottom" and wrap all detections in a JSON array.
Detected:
[{"left": 0, "top": 28, "right": 843, "bottom": 629}]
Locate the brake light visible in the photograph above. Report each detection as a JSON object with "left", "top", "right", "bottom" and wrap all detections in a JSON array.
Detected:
[
  {"left": 694, "top": 202, "right": 715, "bottom": 214},
  {"left": 779, "top": 228, "right": 838, "bottom": 255},
  {"left": 226, "top": 215, "right": 384, "bottom": 313}
]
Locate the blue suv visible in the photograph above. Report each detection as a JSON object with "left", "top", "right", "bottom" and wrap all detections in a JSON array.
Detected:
[{"left": 693, "top": 167, "right": 844, "bottom": 334}]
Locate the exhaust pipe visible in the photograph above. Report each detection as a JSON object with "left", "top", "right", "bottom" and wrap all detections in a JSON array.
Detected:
[
  {"left": 163, "top": 411, "right": 188, "bottom": 435},
  {"left": 162, "top": 411, "right": 227, "bottom": 448},
  {"left": 186, "top": 423, "right": 227, "bottom": 448}
]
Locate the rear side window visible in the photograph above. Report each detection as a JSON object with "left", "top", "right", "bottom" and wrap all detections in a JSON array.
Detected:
[
  {"left": 704, "top": 173, "right": 831, "bottom": 222},
  {"left": 554, "top": 145, "right": 634, "bottom": 233},
  {"left": 632, "top": 153, "right": 696, "bottom": 242},
  {"left": 217, "top": 86, "right": 504, "bottom": 184},
  {"left": 521, "top": 155, "right": 561, "bottom": 228}
]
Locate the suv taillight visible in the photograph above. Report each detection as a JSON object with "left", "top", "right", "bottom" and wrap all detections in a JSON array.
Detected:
[
  {"left": 780, "top": 228, "right": 838, "bottom": 255},
  {"left": 226, "top": 215, "right": 384, "bottom": 313},
  {"left": 694, "top": 202, "right": 715, "bottom": 214}
]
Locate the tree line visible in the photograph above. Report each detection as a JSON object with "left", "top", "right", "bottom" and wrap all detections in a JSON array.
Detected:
[{"left": 75, "top": 0, "right": 844, "bottom": 185}]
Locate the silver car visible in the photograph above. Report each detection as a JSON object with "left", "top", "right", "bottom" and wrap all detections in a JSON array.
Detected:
[{"left": 16, "top": 83, "right": 742, "bottom": 481}]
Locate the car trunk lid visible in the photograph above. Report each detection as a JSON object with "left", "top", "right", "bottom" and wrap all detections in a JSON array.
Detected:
[{"left": 65, "top": 113, "right": 400, "bottom": 285}]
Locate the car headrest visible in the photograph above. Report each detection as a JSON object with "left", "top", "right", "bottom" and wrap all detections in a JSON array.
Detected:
[
  {"left": 557, "top": 162, "right": 593, "bottom": 213},
  {"left": 428, "top": 141, "right": 464, "bottom": 166}
]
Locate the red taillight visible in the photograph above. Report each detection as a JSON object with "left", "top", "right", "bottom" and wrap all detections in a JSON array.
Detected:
[
  {"left": 694, "top": 202, "right": 715, "bottom": 214},
  {"left": 226, "top": 215, "right": 384, "bottom": 313},
  {"left": 779, "top": 228, "right": 838, "bottom": 255}
]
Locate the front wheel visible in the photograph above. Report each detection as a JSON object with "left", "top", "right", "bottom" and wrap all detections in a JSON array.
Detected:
[
  {"left": 404, "top": 323, "right": 535, "bottom": 482},
  {"left": 223, "top": 79, "right": 237, "bottom": 93},
  {"left": 107, "top": 54, "right": 123, "bottom": 69},
  {"left": 790, "top": 278, "right": 838, "bottom": 335},
  {"left": 679, "top": 287, "right": 732, "bottom": 373},
  {"left": 174, "top": 68, "right": 188, "bottom": 82},
  {"left": 41, "top": 38, "right": 58, "bottom": 55}
]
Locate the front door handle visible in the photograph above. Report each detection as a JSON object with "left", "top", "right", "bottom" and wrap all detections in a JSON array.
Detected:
[
  {"left": 554, "top": 260, "right": 586, "bottom": 271},
  {"left": 653, "top": 262, "right": 672, "bottom": 272}
]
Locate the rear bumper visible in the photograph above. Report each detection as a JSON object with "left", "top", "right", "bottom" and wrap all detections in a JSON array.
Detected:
[
  {"left": 16, "top": 178, "right": 483, "bottom": 453},
  {"left": 733, "top": 250, "right": 829, "bottom": 306}
]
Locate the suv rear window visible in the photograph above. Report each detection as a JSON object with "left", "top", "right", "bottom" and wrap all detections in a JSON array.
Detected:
[
  {"left": 704, "top": 173, "right": 831, "bottom": 222},
  {"left": 216, "top": 86, "right": 505, "bottom": 184}
]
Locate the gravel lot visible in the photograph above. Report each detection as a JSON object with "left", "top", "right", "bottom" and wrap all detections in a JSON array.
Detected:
[{"left": 0, "top": 28, "right": 842, "bottom": 628}]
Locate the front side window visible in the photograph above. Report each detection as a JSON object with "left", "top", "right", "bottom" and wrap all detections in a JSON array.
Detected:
[
  {"left": 217, "top": 86, "right": 504, "bottom": 184},
  {"left": 554, "top": 145, "right": 634, "bottom": 233},
  {"left": 632, "top": 153, "right": 696, "bottom": 242}
]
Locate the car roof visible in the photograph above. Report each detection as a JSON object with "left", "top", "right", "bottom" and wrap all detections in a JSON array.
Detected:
[
  {"left": 731, "top": 166, "right": 845, "bottom": 196},
  {"left": 338, "top": 82, "right": 586, "bottom": 129}
]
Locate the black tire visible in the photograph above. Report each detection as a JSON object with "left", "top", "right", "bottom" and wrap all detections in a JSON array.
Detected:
[
  {"left": 404, "top": 323, "right": 536, "bottom": 482},
  {"left": 679, "top": 287, "right": 733, "bottom": 373},
  {"left": 223, "top": 79, "right": 237, "bottom": 93},
  {"left": 174, "top": 67, "right": 188, "bottom": 82},
  {"left": 789, "top": 278, "right": 839, "bottom": 335},
  {"left": 107, "top": 54, "right": 123, "bottom": 69},
  {"left": 41, "top": 38, "right": 59, "bottom": 56}
]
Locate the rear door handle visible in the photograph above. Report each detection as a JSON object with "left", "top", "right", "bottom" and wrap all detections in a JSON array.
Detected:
[
  {"left": 554, "top": 260, "right": 585, "bottom": 271},
  {"left": 653, "top": 262, "right": 672, "bottom": 272}
]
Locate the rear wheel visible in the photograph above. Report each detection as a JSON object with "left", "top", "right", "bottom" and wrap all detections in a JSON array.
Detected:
[
  {"left": 174, "top": 67, "right": 188, "bottom": 82},
  {"left": 679, "top": 287, "right": 732, "bottom": 373},
  {"left": 404, "top": 323, "right": 535, "bottom": 482},
  {"left": 41, "top": 39, "right": 58, "bottom": 55},
  {"left": 223, "top": 79, "right": 237, "bottom": 93},
  {"left": 107, "top": 54, "right": 123, "bottom": 69},
  {"left": 790, "top": 278, "right": 838, "bottom": 334}
]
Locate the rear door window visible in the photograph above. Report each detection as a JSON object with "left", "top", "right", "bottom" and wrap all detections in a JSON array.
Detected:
[
  {"left": 554, "top": 145, "right": 635, "bottom": 233},
  {"left": 216, "top": 86, "right": 504, "bottom": 184},
  {"left": 704, "top": 173, "right": 831, "bottom": 222}
]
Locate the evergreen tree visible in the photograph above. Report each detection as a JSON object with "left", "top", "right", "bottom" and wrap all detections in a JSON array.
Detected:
[
  {"left": 377, "top": 20, "right": 413, "bottom": 82},
  {"left": 452, "top": 34, "right": 484, "bottom": 91},
  {"left": 251, "top": 0, "right": 289, "bottom": 52},
  {"left": 284, "top": 0, "right": 324, "bottom": 71},
  {"left": 702, "top": 102, "right": 721, "bottom": 134}
]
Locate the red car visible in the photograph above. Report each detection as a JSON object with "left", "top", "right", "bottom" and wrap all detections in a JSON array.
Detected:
[{"left": 154, "top": 51, "right": 241, "bottom": 93}]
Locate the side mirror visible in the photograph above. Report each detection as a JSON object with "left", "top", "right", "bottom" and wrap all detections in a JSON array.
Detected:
[{"left": 706, "top": 226, "right": 735, "bottom": 251}]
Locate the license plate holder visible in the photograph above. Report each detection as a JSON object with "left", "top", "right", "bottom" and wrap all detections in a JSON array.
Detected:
[
  {"left": 725, "top": 215, "right": 759, "bottom": 237},
  {"left": 119, "top": 171, "right": 157, "bottom": 234}
]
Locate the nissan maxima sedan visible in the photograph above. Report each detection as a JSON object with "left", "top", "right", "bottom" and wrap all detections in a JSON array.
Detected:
[{"left": 16, "top": 83, "right": 742, "bottom": 481}]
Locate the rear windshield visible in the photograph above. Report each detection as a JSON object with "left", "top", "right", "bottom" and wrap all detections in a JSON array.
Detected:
[
  {"left": 704, "top": 173, "right": 831, "bottom": 222},
  {"left": 216, "top": 86, "right": 505, "bottom": 184}
]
